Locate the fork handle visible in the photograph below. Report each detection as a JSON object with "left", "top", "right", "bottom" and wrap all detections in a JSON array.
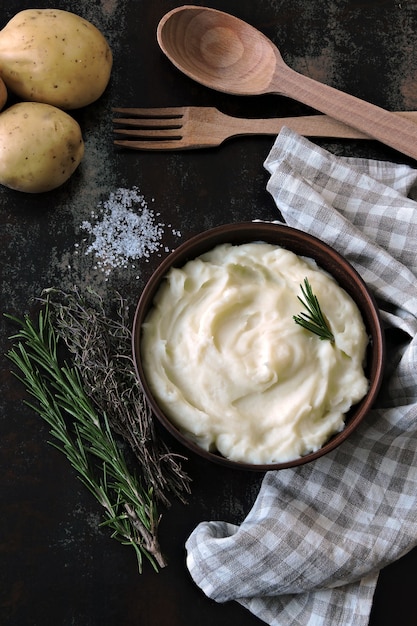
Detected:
[{"left": 228, "top": 111, "right": 417, "bottom": 139}]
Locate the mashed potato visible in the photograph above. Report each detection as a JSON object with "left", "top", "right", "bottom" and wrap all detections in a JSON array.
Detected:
[{"left": 141, "top": 242, "right": 369, "bottom": 464}]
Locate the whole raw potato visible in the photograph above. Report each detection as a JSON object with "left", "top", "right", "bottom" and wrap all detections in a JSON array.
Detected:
[
  {"left": 0, "top": 9, "right": 112, "bottom": 109},
  {"left": 0, "top": 102, "right": 85, "bottom": 193}
]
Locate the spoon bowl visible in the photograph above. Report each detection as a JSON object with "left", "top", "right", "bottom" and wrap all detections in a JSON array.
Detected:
[
  {"left": 157, "top": 5, "right": 417, "bottom": 160},
  {"left": 157, "top": 6, "right": 278, "bottom": 95}
]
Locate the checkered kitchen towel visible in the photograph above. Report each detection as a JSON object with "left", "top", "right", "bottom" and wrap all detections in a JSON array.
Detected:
[{"left": 185, "top": 128, "right": 417, "bottom": 626}]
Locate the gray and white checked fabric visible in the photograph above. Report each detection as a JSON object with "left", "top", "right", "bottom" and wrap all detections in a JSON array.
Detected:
[{"left": 185, "top": 128, "right": 417, "bottom": 626}]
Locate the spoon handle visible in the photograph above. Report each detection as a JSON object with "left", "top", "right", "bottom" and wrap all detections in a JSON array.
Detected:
[{"left": 273, "top": 63, "right": 417, "bottom": 160}]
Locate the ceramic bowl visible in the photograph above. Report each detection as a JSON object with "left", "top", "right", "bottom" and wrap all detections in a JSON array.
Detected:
[{"left": 132, "top": 222, "right": 385, "bottom": 471}]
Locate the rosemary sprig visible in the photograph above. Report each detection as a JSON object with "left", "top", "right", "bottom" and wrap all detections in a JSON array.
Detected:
[
  {"left": 293, "top": 277, "right": 335, "bottom": 342},
  {"left": 5, "top": 305, "right": 166, "bottom": 572}
]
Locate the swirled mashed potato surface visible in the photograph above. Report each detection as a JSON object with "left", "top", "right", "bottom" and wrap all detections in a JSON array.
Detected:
[{"left": 141, "top": 242, "right": 369, "bottom": 464}]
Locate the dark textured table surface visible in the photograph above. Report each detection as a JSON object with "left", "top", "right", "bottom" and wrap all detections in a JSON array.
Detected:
[{"left": 1, "top": 1, "right": 417, "bottom": 624}]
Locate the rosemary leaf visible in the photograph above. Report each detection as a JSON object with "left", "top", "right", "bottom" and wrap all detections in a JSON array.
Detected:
[
  {"left": 6, "top": 307, "right": 166, "bottom": 572},
  {"left": 293, "top": 278, "right": 335, "bottom": 342}
]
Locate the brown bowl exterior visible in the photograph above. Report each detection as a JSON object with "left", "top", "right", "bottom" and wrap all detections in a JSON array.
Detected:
[{"left": 132, "top": 222, "right": 385, "bottom": 471}]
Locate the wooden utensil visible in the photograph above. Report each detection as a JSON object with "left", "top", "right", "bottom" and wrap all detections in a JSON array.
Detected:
[
  {"left": 113, "top": 106, "right": 417, "bottom": 151},
  {"left": 156, "top": 6, "right": 417, "bottom": 160}
]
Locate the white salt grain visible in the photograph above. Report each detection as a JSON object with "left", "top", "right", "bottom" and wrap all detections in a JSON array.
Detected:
[{"left": 80, "top": 187, "right": 168, "bottom": 277}]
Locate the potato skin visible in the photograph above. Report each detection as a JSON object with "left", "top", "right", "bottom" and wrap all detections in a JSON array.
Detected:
[
  {"left": 0, "top": 102, "right": 85, "bottom": 193},
  {"left": 0, "top": 9, "right": 112, "bottom": 109},
  {"left": 0, "top": 78, "right": 6, "bottom": 111}
]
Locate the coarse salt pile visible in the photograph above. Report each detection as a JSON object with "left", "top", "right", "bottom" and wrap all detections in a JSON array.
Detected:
[{"left": 80, "top": 187, "right": 169, "bottom": 277}]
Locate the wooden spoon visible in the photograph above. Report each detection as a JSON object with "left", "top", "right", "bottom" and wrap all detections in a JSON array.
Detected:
[{"left": 157, "top": 5, "right": 417, "bottom": 160}]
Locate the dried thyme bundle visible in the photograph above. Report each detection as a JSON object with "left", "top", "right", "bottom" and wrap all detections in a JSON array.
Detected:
[{"left": 43, "top": 287, "right": 191, "bottom": 508}]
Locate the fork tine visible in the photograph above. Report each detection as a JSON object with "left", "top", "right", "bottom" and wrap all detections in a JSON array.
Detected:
[
  {"left": 114, "top": 128, "right": 182, "bottom": 139},
  {"left": 114, "top": 139, "right": 190, "bottom": 151},
  {"left": 112, "top": 106, "right": 185, "bottom": 118},
  {"left": 113, "top": 117, "right": 182, "bottom": 129}
]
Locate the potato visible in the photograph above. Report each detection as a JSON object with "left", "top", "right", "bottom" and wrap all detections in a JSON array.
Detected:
[
  {"left": 0, "top": 102, "right": 84, "bottom": 193},
  {"left": 0, "top": 9, "right": 112, "bottom": 109},
  {"left": 0, "top": 77, "right": 6, "bottom": 111}
]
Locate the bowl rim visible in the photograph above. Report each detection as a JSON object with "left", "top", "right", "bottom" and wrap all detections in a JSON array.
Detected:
[{"left": 132, "top": 221, "right": 386, "bottom": 471}]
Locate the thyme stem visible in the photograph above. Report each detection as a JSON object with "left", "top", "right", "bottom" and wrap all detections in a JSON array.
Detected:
[{"left": 42, "top": 287, "right": 191, "bottom": 507}]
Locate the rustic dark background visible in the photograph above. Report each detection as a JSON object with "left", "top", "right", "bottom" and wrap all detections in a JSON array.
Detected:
[{"left": 1, "top": 1, "right": 417, "bottom": 624}]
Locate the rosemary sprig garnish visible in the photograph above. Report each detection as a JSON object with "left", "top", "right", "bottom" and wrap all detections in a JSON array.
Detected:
[
  {"left": 6, "top": 305, "right": 166, "bottom": 572},
  {"left": 293, "top": 277, "right": 335, "bottom": 342}
]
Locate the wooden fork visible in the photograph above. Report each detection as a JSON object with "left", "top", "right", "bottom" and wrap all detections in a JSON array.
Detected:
[{"left": 112, "top": 106, "right": 417, "bottom": 151}]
